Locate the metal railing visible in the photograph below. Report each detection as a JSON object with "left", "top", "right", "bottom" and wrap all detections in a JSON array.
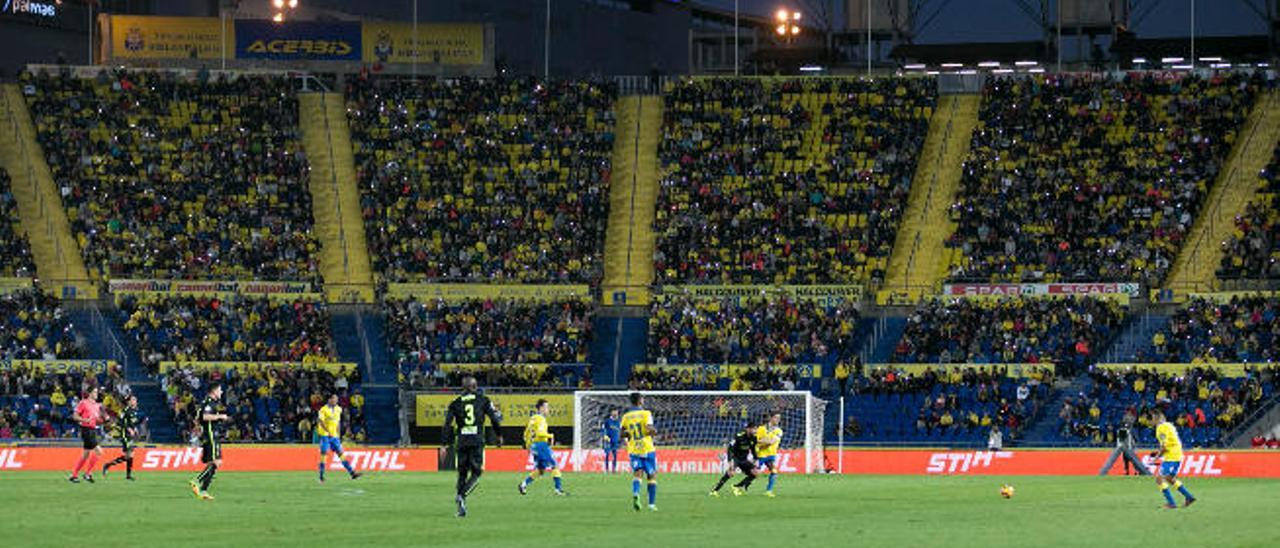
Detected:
[{"left": 0, "top": 87, "right": 75, "bottom": 285}]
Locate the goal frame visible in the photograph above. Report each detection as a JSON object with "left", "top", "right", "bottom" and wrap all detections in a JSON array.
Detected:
[{"left": 572, "top": 390, "right": 826, "bottom": 474}]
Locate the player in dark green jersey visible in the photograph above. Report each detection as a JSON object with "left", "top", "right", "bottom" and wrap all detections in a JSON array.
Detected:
[
  {"left": 103, "top": 395, "right": 140, "bottom": 480},
  {"left": 443, "top": 376, "right": 503, "bottom": 517}
]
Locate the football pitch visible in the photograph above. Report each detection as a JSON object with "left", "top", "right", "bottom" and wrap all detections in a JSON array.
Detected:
[{"left": 3, "top": 472, "right": 1277, "bottom": 547}]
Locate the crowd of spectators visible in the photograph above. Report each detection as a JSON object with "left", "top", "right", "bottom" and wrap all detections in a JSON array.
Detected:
[
  {"left": 626, "top": 364, "right": 803, "bottom": 391},
  {"left": 0, "top": 363, "right": 136, "bottom": 440},
  {"left": 345, "top": 75, "right": 616, "bottom": 283},
  {"left": 655, "top": 78, "right": 936, "bottom": 285},
  {"left": 1054, "top": 365, "right": 1277, "bottom": 447},
  {"left": 893, "top": 297, "right": 1124, "bottom": 371},
  {"left": 402, "top": 363, "right": 590, "bottom": 390},
  {"left": 0, "top": 289, "right": 85, "bottom": 360},
  {"left": 947, "top": 72, "right": 1260, "bottom": 286},
  {"left": 120, "top": 295, "right": 335, "bottom": 373},
  {"left": 1219, "top": 143, "right": 1280, "bottom": 279},
  {"left": 648, "top": 296, "right": 861, "bottom": 367},
  {"left": 24, "top": 68, "right": 319, "bottom": 282},
  {"left": 385, "top": 297, "right": 593, "bottom": 375},
  {"left": 162, "top": 365, "right": 363, "bottom": 443},
  {"left": 0, "top": 168, "right": 36, "bottom": 278},
  {"left": 845, "top": 365, "right": 1052, "bottom": 443},
  {"left": 1142, "top": 296, "right": 1280, "bottom": 363}
]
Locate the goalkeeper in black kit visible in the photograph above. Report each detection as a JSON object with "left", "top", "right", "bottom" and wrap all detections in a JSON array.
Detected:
[
  {"left": 443, "top": 375, "right": 503, "bottom": 518},
  {"left": 709, "top": 418, "right": 760, "bottom": 497}
]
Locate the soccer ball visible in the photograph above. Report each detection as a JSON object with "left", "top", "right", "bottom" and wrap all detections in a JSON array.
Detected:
[{"left": 999, "top": 484, "right": 1015, "bottom": 499}]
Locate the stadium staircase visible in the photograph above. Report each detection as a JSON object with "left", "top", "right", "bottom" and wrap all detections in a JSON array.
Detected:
[
  {"left": 856, "top": 316, "right": 908, "bottom": 364},
  {"left": 589, "top": 313, "right": 650, "bottom": 386},
  {"left": 1164, "top": 89, "right": 1280, "bottom": 292},
  {"left": 329, "top": 306, "right": 399, "bottom": 444},
  {"left": 299, "top": 93, "right": 375, "bottom": 304},
  {"left": 1019, "top": 374, "right": 1088, "bottom": 446},
  {"left": 63, "top": 302, "right": 180, "bottom": 443},
  {"left": 1101, "top": 313, "right": 1170, "bottom": 363},
  {"left": 0, "top": 85, "right": 95, "bottom": 299},
  {"left": 880, "top": 94, "right": 981, "bottom": 303},
  {"left": 601, "top": 95, "right": 662, "bottom": 306}
]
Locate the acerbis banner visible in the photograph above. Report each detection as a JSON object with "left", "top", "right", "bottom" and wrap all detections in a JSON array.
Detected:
[{"left": 233, "top": 19, "right": 360, "bottom": 61}]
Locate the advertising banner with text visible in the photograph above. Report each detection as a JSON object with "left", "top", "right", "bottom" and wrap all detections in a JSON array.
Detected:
[
  {"left": 234, "top": 19, "right": 360, "bottom": 61},
  {"left": 108, "top": 15, "right": 228, "bottom": 60},
  {"left": 386, "top": 283, "right": 591, "bottom": 303},
  {"left": 942, "top": 283, "right": 1140, "bottom": 298},
  {"left": 362, "top": 22, "right": 484, "bottom": 65},
  {"left": 480, "top": 448, "right": 811, "bottom": 474},
  {"left": 826, "top": 449, "right": 1280, "bottom": 478},
  {"left": 109, "top": 279, "right": 315, "bottom": 300},
  {"left": 660, "top": 285, "right": 862, "bottom": 304},
  {"left": 415, "top": 394, "right": 574, "bottom": 428},
  {"left": 0, "top": 446, "right": 438, "bottom": 472}
]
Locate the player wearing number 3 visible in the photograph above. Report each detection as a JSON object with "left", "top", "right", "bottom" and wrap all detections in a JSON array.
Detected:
[
  {"left": 621, "top": 392, "right": 658, "bottom": 512},
  {"left": 443, "top": 376, "right": 503, "bottom": 517}
]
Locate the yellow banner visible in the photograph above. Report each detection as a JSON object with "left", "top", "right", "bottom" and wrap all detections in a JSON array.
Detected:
[
  {"left": 362, "top": 22, "right": 484, "bottom": 66},
  {"left": 867, "top": 363, "right": 1051, "bottom": 378},
  {"left": 0, "top": 359, "right": 115, "bottom": 372},
  {"left": 385, "top": 283, "right": 591, "bottom": 303},
  {"left": 0, "top": 277, "right": 34, "bottom": 295},
  {"left": 415, "top": 394, "right": 574, "bottom": 428},
  {"left": 1095, "top": 363, "right": 1260, "bottom": 377},
  {"left": 634, "top": 363, "right": 822, "bottom": 379},
  {"left": 159, "top": 361, "right": 356, "bottom": 375},
  {"left": 659, "top": 285, "right": 862, "bottom": 304},
  {"left": 109, "top": 15, "right": 229, "bottom": 60}
]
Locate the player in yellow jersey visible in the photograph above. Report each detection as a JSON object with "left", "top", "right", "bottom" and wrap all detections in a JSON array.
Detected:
[
  {"left": 620, "top": 392, "right": 658, "bottom": 511},
  {"left": 754, "top": 413, "right": 783, "bottom": 497},
  {"left": 317, "top": 394, "right": 362, "bottom": 482},
  {"left": 1148, "top": 409, "right": 1196, "bottom": 509},
  {"left": 519, "top": 399, "right": 566, "bottom": 496}
]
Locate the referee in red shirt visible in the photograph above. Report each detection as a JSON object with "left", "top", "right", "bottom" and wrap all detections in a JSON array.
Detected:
[{"left": 69, "top": 387, "right": 104, "bottom": 483}]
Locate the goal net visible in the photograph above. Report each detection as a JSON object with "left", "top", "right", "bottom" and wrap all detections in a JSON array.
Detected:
[{"left": 572, "top": 390, "right": 826, "bottom": 474}]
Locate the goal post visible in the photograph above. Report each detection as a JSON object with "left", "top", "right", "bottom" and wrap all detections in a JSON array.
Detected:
[{"left": 572, "top": 390, "right": 827, "bottom": 474}]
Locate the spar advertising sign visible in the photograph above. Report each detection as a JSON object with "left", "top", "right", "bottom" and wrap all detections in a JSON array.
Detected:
[{"left": 942, "top": 283, "right": 1141, "bottom": 298}]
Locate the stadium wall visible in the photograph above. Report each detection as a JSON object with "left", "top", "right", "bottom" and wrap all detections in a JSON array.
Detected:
[{"left": 6, "top": 447, "right": 1280, "bottom": 478}]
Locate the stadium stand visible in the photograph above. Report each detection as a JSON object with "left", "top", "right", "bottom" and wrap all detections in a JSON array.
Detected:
[
  {"left": 1141, "top": 295, "right": 1280, "bottom": 363},
  {"left": 842, "top": 364, "right": 1054, "bottom": 445},
  {"left": 946, "top": 72, "right": 1260, "bottom": 286},
  {"left": 655, "top": 77, "right": 936, "bottom": 285},
  {"left": 119, "top": 295, "right": 335, "bottom": 373},
  {"left": 344, "top": 75, "right": 617, "bottom": 283},
  {"left": 386, "top": 297, "right": 594, "bottom": 385},
  {"left": 1052, "top": 364, "right": 1278, "bottom": 447},
  {"left": 1219, "top": 142, "right": 1280, "bottom": 279},
  {"left": 0, "top": 167, "right": 36, "bottom": 278},
  {"left": 23, "top": 69, "right": 320, "bottom": 282},
  {"left": 0, "top": 289, "right": 85, "bottom": 360},
  {"left": 162, "top": 364, "right": 364, "bottom": 443},
  {"left": 647, "top": 296, "right": 861, "bottom": 368},
  {"left": 892, "top": 297, "right": 1125, "bottom": 371},
  {"left": 0, "top": 362, "right": 134, "bottom": 439}
]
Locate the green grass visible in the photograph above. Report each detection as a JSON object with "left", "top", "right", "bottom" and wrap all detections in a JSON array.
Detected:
[{"left": 3, "top": 472, "right": 1277, "bottom": 547}]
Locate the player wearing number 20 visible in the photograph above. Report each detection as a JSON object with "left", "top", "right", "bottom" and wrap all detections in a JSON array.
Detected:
[{"left": 620, "top": 392, "right": 658, "bottom": 512}]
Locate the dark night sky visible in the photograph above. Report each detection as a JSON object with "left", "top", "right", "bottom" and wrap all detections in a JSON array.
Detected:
[{"left": 698, "top": 0, "right": 1266, "bottom": 43}]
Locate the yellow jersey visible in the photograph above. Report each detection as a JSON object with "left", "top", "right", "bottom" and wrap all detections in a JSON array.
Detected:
[
  {"left": 620, "top": 408, "right": 655, "bottom": 455},
  {"left": 755, "top": 425, "right": 783, "bottom": 458},
  {"left": 1155, "top": 421, "right": 1183, "bottom": 462},
  {"left": 317, "top": 404, "right": 343, "bottom": 438},
  {"left": 524, "top": 413, "right": 553, "bottom": 446}
]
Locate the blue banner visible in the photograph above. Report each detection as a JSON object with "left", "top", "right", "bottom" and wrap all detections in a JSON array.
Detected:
[{"left": 234, "top": 19, "right": 360, "bottom": 61}]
